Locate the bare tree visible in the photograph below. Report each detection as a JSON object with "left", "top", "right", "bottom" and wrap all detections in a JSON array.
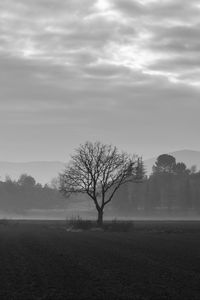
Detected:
[{"left": 59, "top": 141, "right": 137, "bottom": 226}]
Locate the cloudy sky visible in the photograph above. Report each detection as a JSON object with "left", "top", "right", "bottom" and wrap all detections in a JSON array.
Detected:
[{"left": 1, "top": 0, "right": 200, "bottom": 162}]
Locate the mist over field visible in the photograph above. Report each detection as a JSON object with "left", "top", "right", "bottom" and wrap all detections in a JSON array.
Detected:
[
  {"left": 0, "top": 149, "right": 199, "bottom": 221},
  {"left": 1, "top": 0, "right": 200, "bottom": 299}
]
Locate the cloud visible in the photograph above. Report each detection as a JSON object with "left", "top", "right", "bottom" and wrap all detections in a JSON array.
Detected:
[
  {"left": 111, "top": 0, "right": 200, "bottom": 22},
  {"left": 0, "top": 0, "right": 200, "bottom": 160},
  {"left": 108, "top": 0, "right": 200, "bottom": 83}
]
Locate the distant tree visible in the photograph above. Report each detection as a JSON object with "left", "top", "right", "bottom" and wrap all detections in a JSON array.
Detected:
[
  {"left": 59, "top": 141, "right": 137, "bottom": 226},
  {"left": 189, "top": 165, "right": 197, "bottom": 174},
  {"left": 5, "top": 175, "right": 13, "bottom": 183},
  {"left": 18, "top": 174, "right": 36, "bottom": 187},
  {"left": 181, "top": 177, "right": 191, "bottom": 212},
  {"left": 175, "top": 162, "right": 187, "bottom": 175},
  {"left": 135, "top": 157, "right": 146, "bottom": 181},
  {"left": 189, "top": 171, "right": 200, "bottom": 212},
  {"left": 50, "top": 177, "right": 60, "bottom": 190},
  {"left": 152, "top": 154, "right": 177, "bottom": 212},
  {"left": 173, "top": 162, "right": 189, "bottom": 210},
  {"left": 153, "top": 154, "right": 176, "bottom": 174}
]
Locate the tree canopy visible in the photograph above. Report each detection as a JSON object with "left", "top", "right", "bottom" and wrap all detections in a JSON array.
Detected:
[{"left": 153, "top": 154, "right": 176, "bottom": 174}]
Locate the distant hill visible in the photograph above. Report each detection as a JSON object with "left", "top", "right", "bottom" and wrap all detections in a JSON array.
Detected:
[
  {"left": 0, "top": 150, "right": 200, "bottom": 184},
  {"left": 0, "top": 161, "right": 65, "bottom": 185},
  {"left": 144, "top": 150, "right": 200, "bottom": 175}
]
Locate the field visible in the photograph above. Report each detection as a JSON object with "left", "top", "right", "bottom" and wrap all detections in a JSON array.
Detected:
[{"left": 0, "top": 221, "right": 200, "bottom": 299}]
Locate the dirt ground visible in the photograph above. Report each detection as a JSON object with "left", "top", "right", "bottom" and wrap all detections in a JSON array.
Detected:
[{"left": 0, "top": 220, "right": 200, "bottom": 299}]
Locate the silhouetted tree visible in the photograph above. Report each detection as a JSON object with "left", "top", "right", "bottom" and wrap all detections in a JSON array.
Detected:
[
  {"left": 59, "top": 141, "right": 137, "bottom": 226},
  {"left": 18, "top": 174, "right": 36, "bottom": 187},
  {"left": 175, "top": 162, "right": 187, "bottom": 175},
  {"left": 153, "top": 154, "right": 176, "bottom": 174},
  {"left": 135, "top": 157, "right": 146, "bottom": 181},
  {"left": 190, "top": 171, "right": 200, "bottom": 213}
]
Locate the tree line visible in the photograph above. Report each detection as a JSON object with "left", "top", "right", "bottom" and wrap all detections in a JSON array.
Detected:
[
  {"left": 59, "top": 142, "right": 200, "bottom": 225},
  {"left": 113, "top": 154, "right": 200, "bottom": 217},
  {"left": 0, "top": 174, "right": 64, "bottom": 213},
  {"left": 0, "top": 142, "right": 199, "bottom": 224}
]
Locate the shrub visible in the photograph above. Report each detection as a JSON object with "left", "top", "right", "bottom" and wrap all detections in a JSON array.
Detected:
[
  {"left": 66, "top": 217, "right": 134, "bottom": 232},
  {"left": 0, "top": 219, "right": 9, "bottom": 226},
  {"left": 103, "top": 219, "right": 134, "bottom": 232},
  {"left": 67, "top": 216, "right": 93, "bottom": 230}
]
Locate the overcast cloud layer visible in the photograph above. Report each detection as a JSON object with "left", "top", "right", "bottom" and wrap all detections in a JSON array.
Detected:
[{"left": 0, "top": 0, "right": 200, "bottom": 161}]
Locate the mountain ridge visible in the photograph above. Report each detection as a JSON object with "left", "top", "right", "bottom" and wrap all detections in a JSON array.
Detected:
[
  {"left": 0, "top": 161, "right": 65, "bottom": 185},
  {"left": 0, "top": 150, "right": 200, "bottom": 184}
]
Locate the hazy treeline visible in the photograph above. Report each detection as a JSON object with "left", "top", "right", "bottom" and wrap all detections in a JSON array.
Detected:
[
  {"left": 0, "top": 174, "right": 64, "bottom": 213},
  {"left": 1, "top": 154, "right": 200, "bottom": 218},
  {"left": 113, "top": 154, "right": 200, "bottom": 217}
]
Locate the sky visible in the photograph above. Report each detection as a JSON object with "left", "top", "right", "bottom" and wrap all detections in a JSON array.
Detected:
[{"left": 1, "top": 0, "right": 200, "bottom": 162}]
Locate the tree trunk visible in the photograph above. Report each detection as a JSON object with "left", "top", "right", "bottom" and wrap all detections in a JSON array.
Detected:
[{"left": 97, "top": 209, "right": 104, "bottom": 227}]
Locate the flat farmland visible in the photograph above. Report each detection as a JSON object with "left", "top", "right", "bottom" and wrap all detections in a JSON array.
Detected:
[{"left": 0, "top": 221, "right": 200, "bottom": 299}]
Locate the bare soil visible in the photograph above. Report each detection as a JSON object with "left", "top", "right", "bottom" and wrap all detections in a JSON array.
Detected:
[{"left": 0, "top": 220, "right": 200, "bottom": 299}]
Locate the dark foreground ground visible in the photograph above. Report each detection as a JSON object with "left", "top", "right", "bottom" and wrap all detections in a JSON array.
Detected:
[{"left": 0, "top": 221, "right": 200, "bottom": 299}]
